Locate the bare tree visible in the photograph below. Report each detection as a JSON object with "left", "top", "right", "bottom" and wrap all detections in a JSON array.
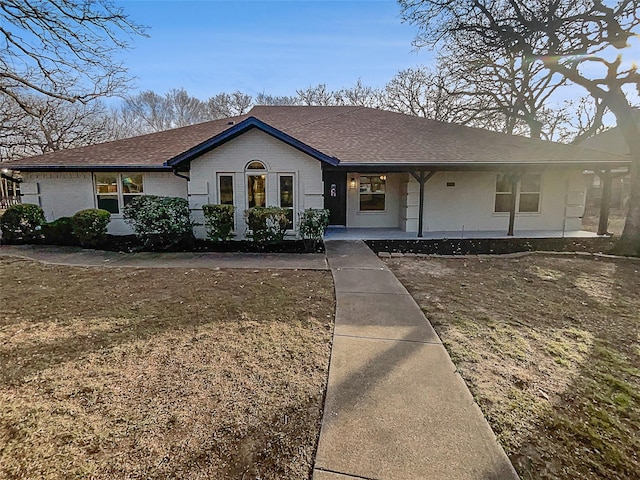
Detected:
[
  {"left": 337, "top": 79, "right": 382, "bottom": 107},
  {"left": 1, "top": 96, "right": 116, "bottom": 160},
  {"left": 206, "top": 91, "right": 253, "bottom": 118},
  {"left": 296, "top": 84, "right": 341, "bottom": 106},
  {"left": 439, "top": 42, "right": 566, "bottom": 138},
  {"left": 382, "top": 65, "right": 498, "bottom": 125},
  {"left": 400, "top": 0, "right": 640, "bottom": 254},
  {"left": 254, "top": 92, "right": 300, "bottom": 106},
  {"left": 0, "top": 0, "right": 144, "bottom": 110},
  {"left": 120, "top": 90, "right": 174, "bottom": 134}
]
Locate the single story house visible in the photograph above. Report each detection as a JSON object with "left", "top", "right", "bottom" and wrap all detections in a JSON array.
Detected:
[{"left": 4, "top": 106, "right": 631, "bottom": 239}]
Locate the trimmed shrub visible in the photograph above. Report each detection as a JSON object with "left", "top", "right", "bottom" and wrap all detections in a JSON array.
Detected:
[
  {"left": 42, "top": 217, "right": 77, "bottom": 245},
  {"left": 0, "top": 203, "right": 46, "bottom": 243},
  {"left": 72, "top": 209, "right": 111, "bottom": 247},
  {"left": 298, "top": 208, "right": 330, "bottom": 251},
  {"left": 203, "top": 204, "right": 235, "bottom": 241},
  {"left": 244, "top": 206, "right": 289, "bottom": 244},
  {"left": 123, "top": 195, "right": 193, "bottom": 249}
]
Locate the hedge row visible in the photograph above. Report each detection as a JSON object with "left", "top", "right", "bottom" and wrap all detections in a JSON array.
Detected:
[
  {"left": 0, "top": 204, "right": 110, "bottom": 247},
  {"left": 1, "top": 200, "right": 330, "bottom": 250}
]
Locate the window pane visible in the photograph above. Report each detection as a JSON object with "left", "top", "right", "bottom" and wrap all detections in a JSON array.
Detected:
[
  {"left": 97, "top": 195, "right": 119, "bottom": 214},
  {"left": 494, "top": 193, "right": 512, "bottom": 212},
  {"left": 248, "top": 175, "right": 265, "bottom": 208},
  {"left": 219, "top": 175, "right": 234, "bottom": 205},
  {"left": 359, "top": 176, "right": 386, "bottom": 211},
  {"left": 495, "top": 174, "right": 512, "bottom": 193},
  {"left": 122, "top": 174, "right": 143, "bottom": 193},
  {"left": 360, "top": 194, "right": 386, "bottom": 211},
  {"left": 520, "top": 174, "right": 540, "bottom": 193},
  {"left": 96, "top": 174, "right": 118, "bottom": 194},
  {"left": 247, "top": 161, "right": 266, "bottom": 170},
  {"left": 519, "top": 193, "right": 540, "bottom": 212},
  {"left": 280, "top": 176, "right": 294, "bottom": 208},
  {"left": 279, "top": 176, "right": 294, "bottom": 229}
]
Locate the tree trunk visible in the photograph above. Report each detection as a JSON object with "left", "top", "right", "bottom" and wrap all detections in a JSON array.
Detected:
[{"left": 607, "top": 96, "right": 640, "bottom": 256}]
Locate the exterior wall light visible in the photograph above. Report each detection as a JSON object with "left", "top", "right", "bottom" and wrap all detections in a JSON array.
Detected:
[
  {"left": 350, "top": 177, "right": 356, "bottom": 188},
  {"left": 380, "top": 175, "right": 387, "bottom": 181}
]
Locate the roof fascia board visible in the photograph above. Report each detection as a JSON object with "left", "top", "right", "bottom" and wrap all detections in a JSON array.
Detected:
[
  {"left": 11, "top": 165, "right": 172, "bottom": 172},
  {"left": 325, "top": 161, "right": 631, "bottom": 172},
  {"left": 167, "top": 117, "right": 340, "bottom": 167}
]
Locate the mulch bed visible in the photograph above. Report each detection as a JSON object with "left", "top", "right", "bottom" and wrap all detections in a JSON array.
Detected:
[{"left": 366, "top": 237, "right": 618, "bottom": 256}]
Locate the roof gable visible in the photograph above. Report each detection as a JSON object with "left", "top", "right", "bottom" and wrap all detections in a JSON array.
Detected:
[{"left": 167, "top": 116, "right": 339, "bottom": 167}]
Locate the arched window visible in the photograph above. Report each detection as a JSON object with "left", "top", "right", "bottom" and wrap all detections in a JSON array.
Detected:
[
  {"left": 246, "top": 161, "right": 266, "bottom": 170},
  {"left": 246, "top": 160, "right": 267, "bottom": 208}
]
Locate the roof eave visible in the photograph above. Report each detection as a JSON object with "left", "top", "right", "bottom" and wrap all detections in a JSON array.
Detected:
[
  {"left": 12, "top": 165, "right": 172, "bottom": 172},
  {"left": 329, "top": 160, "right": 631, "bottom": 172}
]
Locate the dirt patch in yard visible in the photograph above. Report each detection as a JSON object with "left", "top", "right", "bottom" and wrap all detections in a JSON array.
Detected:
[
  {"left": 0, "top": 257, "right": 334, "bottom": 479},
  {"left": 387, "top": 254, "right": 639, "bottom": 480}
]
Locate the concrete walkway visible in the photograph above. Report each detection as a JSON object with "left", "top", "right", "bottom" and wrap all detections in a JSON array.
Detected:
[
  {"left": 314, "top": 240, "right": 518, "bottom": 480},
  {"left": 0, "top": 244, "right": 328, "bottom": 270}
]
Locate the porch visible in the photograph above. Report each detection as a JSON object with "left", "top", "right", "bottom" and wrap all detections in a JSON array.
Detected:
[{"left": 323, "top": 227, "right": 599, "bottom": 240}]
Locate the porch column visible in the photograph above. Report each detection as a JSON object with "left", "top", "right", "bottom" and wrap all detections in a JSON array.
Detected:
[
  {"left": 507, "top": 174, "right": 520, "bottom": 237},
  {"left": 409, "top": 171, "right": 436, "bottom": 238}
]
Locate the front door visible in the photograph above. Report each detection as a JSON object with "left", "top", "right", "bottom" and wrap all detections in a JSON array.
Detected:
[{"left": 323, "top": 171, "right": 347, "bottom": 225}]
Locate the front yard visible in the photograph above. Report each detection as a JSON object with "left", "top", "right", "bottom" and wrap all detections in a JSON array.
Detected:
[
  {"left": 0, "top": 257, "right": 334, "bottom": 479},
  {"left": 387, "top": 254, "right": 639, "bottom": 480}
]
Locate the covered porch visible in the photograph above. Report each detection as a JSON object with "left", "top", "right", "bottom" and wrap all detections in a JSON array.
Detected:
[{"left": 323, "top": 226, "right": 599, "bottom": 240}]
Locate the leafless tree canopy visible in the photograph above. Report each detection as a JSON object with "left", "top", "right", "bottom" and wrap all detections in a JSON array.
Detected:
[
  {"left": 0, "top": 95, "right": 117, "bottom": 160},
  {"left": 0, "top": 0, "right": 145, "bottom": 108}
]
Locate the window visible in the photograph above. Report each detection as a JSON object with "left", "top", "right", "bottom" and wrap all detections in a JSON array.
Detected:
[
  {"left": 246, "top": 161, "right": 266, "bottom": 208},
  {"left": 279, "top": 175, "right": 294, "bottom": 229},
  {"left": 95, "top": 173, "right": 144, "bottom": 214},
  {"left": 359, "top": 175, "right": 386, "bottom": 211},
  {"left": 518, "top": 175, "right": 541, "bottom": 213},
  {"left": 95, "top": 173, "right": 120, "bottom": 213},
  {"left": 494, "top": 174, "right": 513, "bottom": 213},
  {"left": 122, "top": 174, "right": 144, "bottom": 206},
  {"left": 494, "top": 174, "right": 541, "bottom": 213},
  {"left": 218, "top": 174, "right": 234, "bottom": 205}
]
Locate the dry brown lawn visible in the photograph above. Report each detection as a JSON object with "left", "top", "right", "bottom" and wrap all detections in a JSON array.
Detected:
[
  {"left": 0, "top": 257, "right": 334, "bottom": 479},
  {"left": 387, "top": 254, "right": 640, "bottom": 480}
]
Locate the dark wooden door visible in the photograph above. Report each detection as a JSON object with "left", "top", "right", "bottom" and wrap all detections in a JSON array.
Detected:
[{"left": 323, "top": 171, "right": 347, "bottom": 225}]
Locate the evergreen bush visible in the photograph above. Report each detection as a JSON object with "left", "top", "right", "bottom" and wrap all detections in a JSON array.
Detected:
[
  {"left": 42, "top": 216, "right": 77, "bottom": 245},
  {"left": 298, "top": 208, "right": 330, "bottom": 251},
  {"left": 71, "top": 209, "right": 111, "bottom": 247},
  {"left": 123, "top": 195, "right": 193, "bottom": 249},
  {"left": 244, "top": 206, "right": 289, "bottom": 244},
  {"left": 0, "top": 203, "right": 46, "bottom": 243},
  {"left": 202, "top": 204, "right": 235, "bottom": 241}
]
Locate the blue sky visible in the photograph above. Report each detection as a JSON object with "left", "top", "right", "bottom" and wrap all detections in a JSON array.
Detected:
[{"left": 115, "top": 0, "right": 426, "bottom": 98}]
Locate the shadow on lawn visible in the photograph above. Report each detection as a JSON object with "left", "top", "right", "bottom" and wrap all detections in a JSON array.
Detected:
[
  {"left": 509, "top": 289, "right": 640, "bottom": 480},
  {"left": 389, "top": 255, "right": 640, "bottom": 480},
  {"left": 0, "top": 257, "right": 326, "bottom": 387}
]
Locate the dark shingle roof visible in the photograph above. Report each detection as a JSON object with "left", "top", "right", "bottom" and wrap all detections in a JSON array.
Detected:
[{"left": 5, "top": 106, "right": 630, "bottom": 170}]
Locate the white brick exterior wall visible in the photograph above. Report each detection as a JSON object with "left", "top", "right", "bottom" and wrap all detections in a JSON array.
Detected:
[
  {"left": 188, "top": 129, "right": 324, "bottom": 239},
  {"left": 402, "top": 169, "right": 586, "bottom": 234},
  {"left": 20, "top": 171, "right": 188, "bottom": 235}
]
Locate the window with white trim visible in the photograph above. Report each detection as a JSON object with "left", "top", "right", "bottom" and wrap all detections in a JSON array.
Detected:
[
  {"left": 246, "top": 161, "right": 266, "bottom": 208},
  {"left": 359, "top": 175, "right": 386, "bottom": 211},
  {"left": 95, "top": 173, "right": 144, "bottom": 214},
  {"left": 494, "top": 174, "right": 541, "bottom": 213},
  {"left": 278, "top": 174, "right": 295, "bottom": 229},
  {"left": 218, "top": 174, "right": 234, "bottom": 205}
]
